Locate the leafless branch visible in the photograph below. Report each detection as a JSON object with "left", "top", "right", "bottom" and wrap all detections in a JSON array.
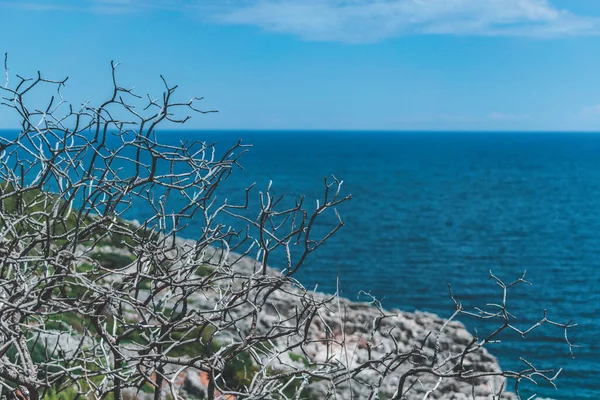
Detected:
[{"left": 0, "top": 61, "right": 575, "bottom": 400}]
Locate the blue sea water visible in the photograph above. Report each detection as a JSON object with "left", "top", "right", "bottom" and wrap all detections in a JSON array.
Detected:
[
  {"left": 3, "top": 129, "right": 597, "bottom": 398},
  {"left": 150, "top": 130, "right": 594, "bottom": 400}
]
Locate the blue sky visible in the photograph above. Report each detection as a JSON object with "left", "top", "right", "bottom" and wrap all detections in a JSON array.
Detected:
[{"left": 2, "top": 0, "right": 600, "bottom": 131}]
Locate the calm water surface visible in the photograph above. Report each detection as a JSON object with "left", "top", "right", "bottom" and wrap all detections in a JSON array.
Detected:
[{"left": 150, "top": 131, "right": 595, "bottom": 400}]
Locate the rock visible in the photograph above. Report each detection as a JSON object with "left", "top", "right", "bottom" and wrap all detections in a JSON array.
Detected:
[
  {"left": 183, "top": 370, "right": 207, "bottom": 399},
  {"left": 177, "top": 243, "right": 517, "bottom": 399}
]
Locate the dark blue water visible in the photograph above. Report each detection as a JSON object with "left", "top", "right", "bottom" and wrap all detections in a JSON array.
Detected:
[
  {"left": 3, "top": 130, "right": 597, "bottom": 398},
  {"left": 150, "top": 130, "right": 593, "bottom": 400}
]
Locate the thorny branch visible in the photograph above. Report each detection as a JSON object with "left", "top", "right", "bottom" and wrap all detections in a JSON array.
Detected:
[{"left": 0, "top": 59, "right": 575, "bottom": 400}]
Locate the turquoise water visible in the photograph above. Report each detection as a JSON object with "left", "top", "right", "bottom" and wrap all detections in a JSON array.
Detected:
[{"left": 3, "top": 129, "right": 597, "bottom": 398}]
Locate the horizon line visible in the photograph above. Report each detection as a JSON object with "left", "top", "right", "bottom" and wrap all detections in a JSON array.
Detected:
[{"left": 3, "top": 128, "right": 600, "bottom": 134}]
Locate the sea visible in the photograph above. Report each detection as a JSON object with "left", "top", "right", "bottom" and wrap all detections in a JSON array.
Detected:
[
  {"left": 144, "top": 130, "right": 597, "bottom": 400},
  {"left": 4, "top": 129, "right": 600, "bottom": 399}
]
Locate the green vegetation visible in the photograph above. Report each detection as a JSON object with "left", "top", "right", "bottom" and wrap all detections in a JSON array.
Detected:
[
  {"left": 93, "top": 252, "right": 136, "bottom": 270},
  {"left": 41, "top": 386, "right": 80, "bottom": 400},
  {"left": 0, "top": 181, "right": 158, "bottom": 250},
  {"left": 222, "top": 351, "right": 257, "bottom": 390},
  {"left": 167, "top": 325, "right": 220, "bottom": 358},
  {"left": 288, "top": 352, "right": 310, "bottom": 367},
  {"left": 45, "top": 312, "right": 84, "bottom": 332},
  {"left": 195, "top": 264, "right": 214, "bottom": 277},
  {"left": 0, "top": 182, "right": 90, "bottom": 242}
]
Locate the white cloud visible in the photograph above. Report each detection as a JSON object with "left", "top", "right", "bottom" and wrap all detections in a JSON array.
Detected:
[
  {"left": 210, "top": 0, "right": 600, "bottom": 43},
  {"left": 3, "top": 0, "right": 599, "bottom": 42}
]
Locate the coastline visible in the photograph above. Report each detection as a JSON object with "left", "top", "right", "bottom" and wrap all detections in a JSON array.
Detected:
[{"left": 91, "top": 236, "right": 517, "bottom": 399}]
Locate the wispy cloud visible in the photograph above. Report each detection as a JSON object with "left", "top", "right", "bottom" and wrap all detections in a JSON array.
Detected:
[
  {"left": 210, "top": 0, "right": 600, "bottom": 43},
  {"left": 3, "top": 0, "right": 599, "bottom": 42}
]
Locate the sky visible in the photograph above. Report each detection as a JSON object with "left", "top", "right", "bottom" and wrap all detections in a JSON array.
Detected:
[{"left": 2, "top": 0, "right": 600, "bottom": 131}]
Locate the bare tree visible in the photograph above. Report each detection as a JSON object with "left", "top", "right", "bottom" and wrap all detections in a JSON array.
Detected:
[{"left": 0, "top": 55, "right": 576, "bottom": 400}]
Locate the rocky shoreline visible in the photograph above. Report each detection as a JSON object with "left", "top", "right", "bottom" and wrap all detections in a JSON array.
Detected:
[
  {"left": 92, "top": 239, "right": 517, "bottom": 400},
  {"left": 206, "top": 247, "right": 514, "bottom": 399}
]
